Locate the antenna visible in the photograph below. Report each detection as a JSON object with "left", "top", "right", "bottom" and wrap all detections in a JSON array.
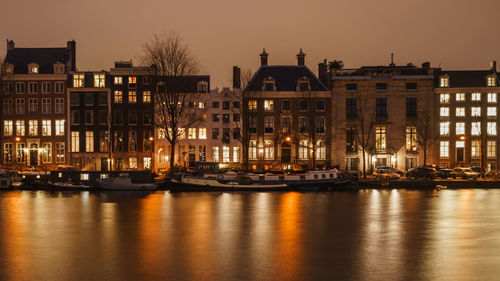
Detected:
[{"left": 390, "top": 53, "right": 395, "bottom": 67}]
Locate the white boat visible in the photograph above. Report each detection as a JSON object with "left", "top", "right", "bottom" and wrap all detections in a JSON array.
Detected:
[
  {"left": 96, "top": 173, "right": 157, "bottom": 190},
  {"left": 171, "top": 175, "right": 288, "bottom": 191},
  {"left": 48, "top": 181, "right": 90, "bottom": 189}
]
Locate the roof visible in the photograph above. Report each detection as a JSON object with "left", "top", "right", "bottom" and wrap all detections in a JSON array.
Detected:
[
  {"left": 159, "top": 75, "right": 211, "bottom": 93},
  {"left": 5, "top": 47, "right": 70, "bottom": 74},
  {"left": 245, "top": 65, "right": 329, "bottom": 92},
  {"left": 438, "top": 70, "right": 498, "bottom": 87},
  {"left": 336, "top": 65, "right": 434, "bottom": 77}
]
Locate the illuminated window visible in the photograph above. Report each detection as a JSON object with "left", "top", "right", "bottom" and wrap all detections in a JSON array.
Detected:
[
  {"left": 85, "top": 131, "right": 94, "bottom": 152},
  {"left": 440, "top": 77, "right": 449, "bottom": 87},
  {"left": 488, "top": 77, "right": 496, "bottom": 87},
  {"left": 488, "top": 93, "right": 497, "bottom": 103},
  {"left": 471, "top": 140, "right": 480, "bottom": 158},
  {"left": 471, "top": 122, "right": 481, "bottom": 135},
  {"left": 440, "top": 141, "right": 449, "bottom": 158},
  {"left": 471, "top": 107, "right": 481, "bottom": 117},
  {"left": 456, "top": 122, "right": 465, "bottom": 135},
  {"left": 456, "top": 107, "right": 465, "bottom": 117},
  {"left": 198, "top": 102, "right": 205, "bottom": 108},
  {"left": 264, "top": 116, "right": 274, "bottom": 134},
  {"left": 4, "top": 143, "right": 13, "bottom": 162},
  {"left": 178, "top": 128, "right": 185, "bottom": 139},
  {"left": 488, "top": 141, "right": 496, "bottom": 157},
  {"left": 440, "top": 94, "right": 450, "bottom": 104},
  {"left": 264, "top": 140, "right": 274, "bottom": 160},
  {"left": 233, "top": 146, "right": 240, "bottom": 163},
  {"left": 128, "top": 77, "right": 136, "bottom": 88},
  {"left": 213, "top": 147, "right": 220, "bottom": 162},
  {"left": 114, "top": 77, "right": 122, "bottom": 84},
  {"left": 16, "top": 143, "right": 26, "bottom": 162},
  {"left": 249, "top": 140, "right": 257, "bottom": 160},
  {"left": 55, "top": 143, "right": 65, "bottom": 163},
  {"left": 375, "top": 126, "right": 386, "bottom": 151},
  {"left": 472, "top": 93, "right": 481, "bottom": 101},
  {"left": 42, "top": 120, "right": 51, "bottom": 136},
  {"left": 73, "top": 74, "right": 84, "bottom": 87},
  {"left": 143, "top": 157, "right": 151, "bottom": 169},
  {"left": 440, "top": 122, "right": 450, "bottom": 136},
  {"left": 406, "top": 126, "right": 417, "bottom": 152},
  {"left": 4, "top": 120, "right": 13, "bottom": 136},
  {"left": 55, "top": 120, "right": 65, "bottom": 136},
  {"left": 222, "top": 146, "right": 230, "bottom": 163},
  {"left": 264, "top": 100, "right": 274, "bottom": 111},
  {"left": 28, "top": 63, "right": 39, "bottom": 74},
  {"left": 94, "top": 74, "right": 105, "bottom": 87},
  {"left": 488, "top": 122, "right": 497, "bottom": 136},
  {"left": 188, "top": 128, "right": 196, "bottom": 139},
  {"left": 71, "top": 132, "right": 79, "bottom": 152},
  {"left": 248, "top": 100, "right": 257, "bottom": 111},
  {"left": 440, "top": 107, "right": 449, "bottom": 117},
  {"left": 488, "top": 107, "right": 497, "bottom": 116},
  {"left": 114, "top": 91, "right": 122, "bottom": 103},
  {"left": 28, "top": 120, "right": 38, "bottom": 136},
  {"left": 199, "top": 128, "right": 207, "bottom": 139},
  {"left": 143, "top": 91, "right": 151, "bottom": 103},
  {"left": 316, "top": 141, "right": 326, "bottom": 160},
  {"left": 16, "top": 120, "right": 25, "bottom": 136},
  {"left": 42, "top": 143, "right": 52, "bottom": 163},
  {"left": 129, "top": 157, "right": 137, "bottom": 169},
  {"left": 456, "top": 93, "right": 465, "bottom": 101},
  {"left": 128, "top": 91, "right": 137, "bottom": 103},
  {"left": 299, "top": 140, "right": 308, "bottom": 159}
]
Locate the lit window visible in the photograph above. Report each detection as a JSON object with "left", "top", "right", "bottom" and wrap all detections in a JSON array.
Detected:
[
  {"left": 264, "top": 100, "right": 274, "bottom": 111},
  {"left": 114, "top": 91, "right": 122, "bottom": 103},
  {"left": 472, "top": 93, "right": 481, "bottom": 101},
  {"left": 28, "top": 63, "right": 39, "bottom": 74},
  {"left": 42, "top": 120, "right": 51, "bottom": 136},
  {"left": 248, "top": 100, "right": 257, "bottom": 111},
  {"left": 471, "top": 107, "right": 481, "bottom": 117},
  {"left": 73, "top": 74, "right": 84, "bottom": 87},
  {"left": 86, "top": 131, "right": 94, "bottom": 152},
  {"left": 488, "top": 107, "right": 497, "bottom": 116},
  {"left": 488, "top": 93, "right": 497, "bottom": 103},
  {"left": 94, "top": 74, "right": 105, "bottom": 87},
  {"left": 71, "top": 131, "right": 79, "bottom": 152},
  {"left": 114, "top": 77, "right": 122, "bottom": 84},
  {"left": 129, "top": 157, "right": 138, "bottom": 169},
  {"left": 143, "top": 157, "right": 152, "bottom": 170},
  {"left": 55, "top": 143, "right": 65, "bottom": 163},
  {"left": 128, "top": 91, "right": 137, "bottom": 103},
  {"left": 42, "top": 143, "right": 52, "bottom": 163},
  {"left": 440, "top": 94, "right": 450, "bottom": 104},
  {"left": 55, "top": 120, "right": 65, "bottom": 136},
  {"left": 471, "top": 140, "right": 480, "bottom": 158},
  {"left": 406, "top": 126, "right": 417, "bottom": 152},
  {"left": 3, "top": 120, "right": 13, "bottom": 136},
  {"left": 456, "top": 122, "right": 465, "bottom": 135},
  {"left": 488, "top": 122, "right": 497, "bottom": 136},
  {"left": 188, "top": 128, "right": 196, "bottom": 139},
  {"left": 316, "top": 141, "right": 326, "bottom": 160},
  {"left": 440, "top": 122, "right": 450, "bottom": 136},
  {"left": 440, "top": 141, "right": 449, "bottom": 158},
  {"left": 487, "top": 77, "right": 496, "bottom": 87},
  {"left": 233, "top": 146, "right": 240, "bottom": 163},
  {"left": 199, "top": 128, "right": 207, "bottom": 139},
  {"left": 440, "top": 77, "right": 449, "bottom": 87},
  {"left": 128, "top": 77, "right": 136, "bottom": 88},
  {"left": 456, "top": 93, "right": 465, "bottom": 101},
  {"left": 143, "top": 91, "right": 151, "bottom": 103},
  {"left": 213, "top": 147, "right": 220, "bottom": 162},
  {"left": 16, "top": 120, "right": 25, "bottom": 136},
  {"left": 471, "top": 122, "right": 481, "bottom": 135},
  {"left": 28, "top": 120, "right": 38, "bottom": 136},
  {"left": 440, "top": 107, "right": 449, "bottom": 117},
  {"left": 81, "top": 174, "right": 89, "bottom": 181},
  {"left": 249, "top": 140, "right": 257, "bottom": 160},
  {"left": 456, "top": 107, "right": 465, "bottom": 117},
  {"left": 488, "top": 141, "right": 496, "bottom": 157},
  {"left": 264, "top": 140, "right": 274, "bottom": 160},
  {"left": 198, "top": 102, "right": 205, "bottom": 109},
  {"left": 4, "top": 143, "right": 13, "bottom": 162},
  {"left": 375, "top": 126, "right": 386, "bottom": 151},
  {"left": 178, "top": 128, "right": 185, "bottom": 139},
  {"left": 299, "top": 140, "right": 309, "bottom": 159},
  {"left": 222, "top": 146, "right": 230, "bottom": 163}
]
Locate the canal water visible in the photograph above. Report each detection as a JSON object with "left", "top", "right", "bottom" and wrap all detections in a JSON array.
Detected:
[{"left": 1, "top": 189, "right": 500, "bottom": 281}]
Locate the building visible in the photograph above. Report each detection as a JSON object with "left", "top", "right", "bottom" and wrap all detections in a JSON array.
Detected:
[
  {"left": 109, "top": 61, "right": 155, "bottom": 171},
  {"left": 330, "top": 61, "right": 436, "bottom": 173},
  {"left": 243, "top": 49, "right": 331, "bottom": 171},
  {"left": 68, "top": 71, "right": 111, "bottom": 171},
  {"left": 434, "top": 62, "right": 499, "bottom": 171},
  {"left": 1, "top": 40, "right": 75, "bottom": 170}
]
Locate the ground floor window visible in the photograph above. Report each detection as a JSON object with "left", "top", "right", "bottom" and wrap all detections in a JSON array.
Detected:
[
  {"left": 42, "top": 142, "right": 52, "bottom": 163},
  {"left": 55, "top": 143, "right": 65, "bottom": 163},
  {"left": 440, "top": 141, "right": 449, "bottom": 158},
  {"left": 345, "top": 157, "right": 358, "bottom": 171},
  {"left": 487, "top": 141, "right": 496, "bottom": 158},
  {"left": 198, "top": 146, "right": 206, "bottom": 162},
  {"left": 213, "top": 147, "right": 219, "bottom": 163},
  {"left": 233, "top": 146, "right": 240, "bottom": 163},
  {"left": 249, "top": 140, "right": 257, "bottom": 160},
  {"left": 4, "top": 143, "right": 13, "bottom": 162},
  {"left": 144, "top": 157, "right": 152, "bottom": 170},
  {"left": 316, "top": 141, "right": 326, "bottom": 160},
  {"left": 223, "top": 146, "right": 230, "bottom": 163},
  {"left": 299, "top": 140, "right": 308, "bottom": 160},
  {"left": 488, "top": 162, "right": 496, "bottom": 172},
  {"left": 406, "top": 157, "right": 418, "bottom": 170},
  {"left": 264, "top": 140, "right": 274, "bottom": 160},
  {"left": 129, "top": 157, "right": 138, "bottom": 169}
]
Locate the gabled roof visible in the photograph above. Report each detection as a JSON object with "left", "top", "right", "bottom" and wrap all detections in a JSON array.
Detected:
[
  {"left": 438, "top": 70, "right": 498, "bottom": 88},
  {"left": 5, "top": 47, "right": 69, "bottom": 74},
  {"left": 245, "top": 65, "right": 329, "bottom": 92}
]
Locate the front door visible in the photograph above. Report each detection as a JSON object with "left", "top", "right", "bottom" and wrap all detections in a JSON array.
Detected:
[
  {"left": 188, "top": 154, "right": 196, "bottom": 167},
  {"left": 29, "top": 143, "right": 38, "bottom": 167},
  {"left": 101, "top": 158, "right": 109, "bottom": 171},
  {"left": 457, "top": 147, "right": 464, "bottom": 162},
  {"left": 281, "top": 148, "right": 291, "bottom": 163}
]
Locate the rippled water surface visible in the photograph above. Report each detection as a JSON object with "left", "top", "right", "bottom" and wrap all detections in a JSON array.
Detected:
[{"left": 1, "top": 189, "right": 500, "bottom": 281}]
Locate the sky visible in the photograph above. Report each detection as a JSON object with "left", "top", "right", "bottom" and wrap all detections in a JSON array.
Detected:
[{"left": 1, "top": 0, "right": 500, "bottom": 88}]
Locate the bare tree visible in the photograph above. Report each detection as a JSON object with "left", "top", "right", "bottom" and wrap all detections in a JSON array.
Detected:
[
  {"left": 238, "top": 68, "right": 254, "bottom": 170},
  {"left": 415, "top": 111, "right": 436, "bottom": 166},
  {"left": 354, "top": 96, "right": 375, "bottom": 178},
  {"left": 141, "top": 32, "right": 202, "bottom": 172}
]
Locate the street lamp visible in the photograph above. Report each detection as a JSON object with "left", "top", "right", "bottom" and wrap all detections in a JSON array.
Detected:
[
  {"left": 285, "top": 136, "right": 291, "bottom": 142},
  {"left": 15, "top": 137, "right": 21, "bottom": 142}
]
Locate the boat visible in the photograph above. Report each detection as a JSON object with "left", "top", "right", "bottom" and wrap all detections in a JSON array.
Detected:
[
  {"left": 96, "top": 173, "right": 157, "bottom": 190},
  {"left": 48, "top": 180, "right": 90, "bottom": 189},
  {"left": 0, "top": 169, "right": 23, "bottom": 189},
  {"left": 169, "top": 175, "right": 289, "bottom": 191}
]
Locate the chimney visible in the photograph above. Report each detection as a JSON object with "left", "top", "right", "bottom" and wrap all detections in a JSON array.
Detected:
[
  {"left": 389, "top": 53, "right": 395, "bottom": 67},
  {"left": 6, "top": 40, "right": 15, "bottom": 51},
  {"left": 297, "top": 48, "right": 306, "bottom": 66},
  {"left": 318, "top": 60, "right": 328, "bottom": 87},
  {"left": 67, "top": 40, "right": 76, "bottom": 72},
  {"left": 490, "top": 61, "right": 497, "bottom": 72},
  {"left": 260, "top": 48, "right": 269, "bottom": 66},
  {"left": 233, "top": 66, "right": 241, "bottom": 90},
  {"left": 421, "top": 62, "right": 430, "bottom": 69}
]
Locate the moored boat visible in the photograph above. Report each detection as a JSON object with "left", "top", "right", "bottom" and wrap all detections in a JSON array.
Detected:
[
  {"left": 96, "top": 173, "right": 157, "bottom": 190},
  {"left": 170, "top": 175, "right": 289, "bottom": 191}
]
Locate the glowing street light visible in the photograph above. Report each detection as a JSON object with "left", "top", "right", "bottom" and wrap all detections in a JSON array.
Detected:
[
  {"left": 459, "top": 135, "right": 466, "bottom": 140},
  {"left": 15, "top": 137, "right": 21, "bottom": 142},
  {"left": 285, "top": 136, "right": 291, "bottom": 142}
]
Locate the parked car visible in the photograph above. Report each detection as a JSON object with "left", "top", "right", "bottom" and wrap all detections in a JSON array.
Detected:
[
  {"left": 377, "top": 166, "right": 404, "bottom": 176},
  {"left": 406, "top": 167, "right": 437, "bottom": 179},
  {"left": 436, "top": 168, "right": 457, "bottom": 179},
  {"left": 453, "top": 167, "right": 479, "bottom": 179},
  {"left": 373, "top": 169, "right": 401, "bottom": 180}
]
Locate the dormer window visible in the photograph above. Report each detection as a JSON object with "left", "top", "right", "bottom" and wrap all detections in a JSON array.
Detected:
[
  {"left": 197, "top": 81, "right": 208, "bottom": 93},
  {"left": 297, "top": 77, "right": 310, "bottom": 91},
  {"left": 73, "top": 74, "right": 84, "bottom": 88},
  {"left": 28, "top": 63, "right": 39, "bottom": 74},
  {"left": 53, "top": 62, "right": 65, "bottom": 74},
  {"left": 440, "top": 76, "right": 449, "bottom": 87},
  {"left": 487, "top": 76, "right": 497, "bottom": 87},
  {"left": 94, "top": 74, "right": 105, "bottom": 87},
  {"left": 3, "top": 63, "right": 13, "bottom": 74},
  {"left": 263, "top": 77, "right": 275, "bottom": 91}
]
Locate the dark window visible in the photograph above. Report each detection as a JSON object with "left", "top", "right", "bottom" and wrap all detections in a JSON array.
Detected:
[
  {"left": 128, "top": 111, "right": 137, "bottom": 125},
  {"left": 99, "top": 93, "right": 108, "bottom": 105},
  {"left": 264, "top": 81, "right": 274, "bottom": 91},
  {"left": 376, "top": 98, "right": 387, "bottom": 118},
  {"left": 346, "top": 98, "right": 357, "bottom": 118},
  {"left": 249, "top": 116, "right": 257, "bottom": 134},
  {"left": 346, "top": 83, "right": 357, "bottom": 91},
  {"left": 85, "top": 110, "right": 93, "bottom": 124},
  {"left": 222, "top": 114, "right": 230, "bottom": 124},
  {"left": 99, "top": 110, "right": 107, "bottom": 125},
  {"left": 71, "top": 110, "right": 79, "bottom": 125},
  {"left": 406, "top": 97, "right": 417, "bottom": 117},
  {"left": 143, "top": 76, "right": 152, "bottom": 84},
  {"left": 233, "top": 128, "right": 240, "bottom": 140},
  {"left": 298, "top": 82, "right": 309, "bottom": 91},
  {"left": 316, "top": 117, "right": 325, "bottom": 133},
  {"left": 114, "top": 111, "right": 123, "bottom": 125},
  {"left": 212, "top": 114, "right": 220, "bottom": 122},
  {"left": 232, "top": 101, "right": 240, "bottom": 108},
  {"left": 316, "top": 100, "right": 325, "bottom": 111},
  {"left": 70, "top": 93, "right": 79, "bottom": 106},
  {"left": 281, "top": 100, "right": 291, "bottom": 111},
  {"left": 376, "top": 83, "right": 387, "bottom": 90},
  {"left": 212, "top": 101, "right": 219, "bottom": 108},
  {"left": 233, "top": 114, "right": 240, "bottom": 122},
  {"left": 84, "top": 93, "right": 94, "bottom": 106},
  {"left": 223, "top": 102, "right": 230, "bottom": 110},
  {"left": 346, "top": 127, "right": 357, "bottom": 153},
  {"left": 299, "top": 100, "right": 308, "bottom": 111},
  {"left": 143, "top": 111, "right": 152, "bottom": 125},
  {"left": 212, "top": 128, "right": 219, "bottom": 140},
  {"left": 406, "top": 82, "right": 417, "bottom": 90},
  {"left": 222, "top": 128, "right": 230, "bottom": 143}
]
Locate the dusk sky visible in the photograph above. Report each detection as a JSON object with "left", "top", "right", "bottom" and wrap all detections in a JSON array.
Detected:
[{"left": 1, "top": 0, "right": 499, "bottom": 88}]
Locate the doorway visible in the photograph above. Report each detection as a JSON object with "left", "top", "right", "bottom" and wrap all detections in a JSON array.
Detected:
[{"left": 29, "top": 143, "right": 38, "bottom": 167}]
